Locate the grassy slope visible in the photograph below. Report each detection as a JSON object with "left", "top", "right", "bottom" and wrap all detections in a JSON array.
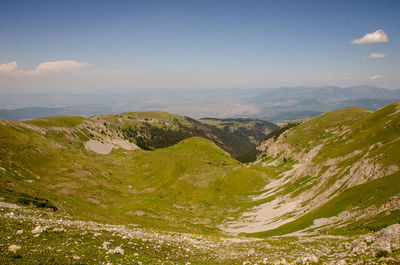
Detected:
[
  {"left": 0, "top": 117, "right": 276, "bottom": 234},
  {"left": 1, "top": 102, "right": 399, "bottom": 238},
  {"left": 24, "top": 116, "right": 89, "bottom": 128},
  {"left": 315, "top": 101, "right": 400, "bottom": 166},
  {"left": 98, "top": 111, "right": 257, "bottom": 162},
  {"left": 280, "top": 107, "right": 371, "bottom": 152},
  {"left": 249, "top": 102, "right": 400, "bottom": 236}
]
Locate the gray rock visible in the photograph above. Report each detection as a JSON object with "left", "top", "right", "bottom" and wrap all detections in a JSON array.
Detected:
[
  {"left": 8, "top": 245, "right": 21, "bottom": 252},
  {"left": 369, "top": 223, "right": 399, "bottom": 257},
  {"left": 31, "top": 225, "right": 46, "bottom": 234},
  {"left": 321, "top": 246, "right": 330, "bottom": 254},
  {"left": 53, "top": 227, "right": 67, "bottom": 232},
  {"left": 351, "top": 240, "right": 368, "bottom": 254},
  {"left": 364, "top": 235, "right": 374, "bottom": 243},
  {"left": 247, "top": 248, "right": 255, "bottom": 255},
  {"left": 274, "top": 258, "right": 288, "bottom": 265},
  {"left": 375, "top": 223, "right": 400, "bottom": 248},
  {"left": 295, "top": 254, "right": 318, "bottom": 264},
  {"left": 107, "top": 246, "right": 124, "bottom": 255},
  {"left": 324, "top": 260, "right": 347, "bottom": 265},
  {"left": 93, "top": 232, "right": 102, "bottom": 237},
  {"left": 343, "top": 242, "right": 352, "bottom": 251}
]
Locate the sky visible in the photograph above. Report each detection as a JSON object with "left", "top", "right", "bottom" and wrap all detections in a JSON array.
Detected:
[{"left": 0, "top": 0, "right": 399, "bottom": 94}]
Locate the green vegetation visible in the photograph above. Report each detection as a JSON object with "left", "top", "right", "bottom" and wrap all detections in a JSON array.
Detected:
[
  {"left": 0, "top": 114, "right": 278, "bottom": 234},
  {"left": 23, "top": 116, "right": 89, "bottom": 128},
  {"left": 280, "top": 107, "right": 371, "bottom": 151},
  {"left": 263, "top": 120, "right": 301, "bottom": 141},
  {"left": 315, "top": 101, "right": 400, "bottom": 166},
  {"left": 199, "top": 117, "right": 278, "bottom": 145},
  {"left": 1, "top": 102, "right": 400, "bottom": 264},
  {"left": 95, "top": 111, "right": 261, "bottom": 162}
]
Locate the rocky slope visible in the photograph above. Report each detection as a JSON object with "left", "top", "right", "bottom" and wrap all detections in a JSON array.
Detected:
[
  {"left": 1, "top": 200, "right": 400, "bottom": 264},
  {"left": 225, "top": 101, "right": 400, "bottom": 238}
]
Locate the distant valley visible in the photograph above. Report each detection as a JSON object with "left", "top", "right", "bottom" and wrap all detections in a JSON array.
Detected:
[
  {"left": 1, "top": 85, "right": 400, "bottom": 123},
  {"left": 1, "top": 101, "right": 400, "bottom": 263}
]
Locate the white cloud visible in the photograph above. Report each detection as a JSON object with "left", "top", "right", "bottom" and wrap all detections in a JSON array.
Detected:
[
  {"left": 0, "top": 61, "right": 19, "bottom": 74},
  {"left": 351, "top": 29, "right": 389, "bottom": 45},
  {"left": 0, "top": 60, "right": 89, "bottom": 75},
  {"left": 33, "top": 60, "right": 88, "bottom": 74},
  {"left": 362, "top": 53, "right": 388, "bottom": 59},
  {"left": 369, "top": 74, "right": 385, "bottom": 80}
]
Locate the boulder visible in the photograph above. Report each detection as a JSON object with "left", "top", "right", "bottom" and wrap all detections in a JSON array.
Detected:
[
  {"left": 351, "top": 239, "right": 368, "bottom": 254},
  {"left": 324, "top": 260, "right": 347, "bottom": 265},
  {"left": 107, "top": 246, "right": 124, "bottom": 255},
  {"left": 53, "top": 227, "right": 67, "bottom": 232},
  {"left": 375, "top": 223, "right": 400, "bottom": 248},
  {"left": 32, "top": 225, "right": 46, "bottom": 234},
  {"left": 295, "top": 254, "right": 318, "bottom": 264},
  {"left": 274, "top": 258, "right": 288, "bottom": 265},
  {"left": 8, "top": 245, "right": 21, "bottom": 252},
  {"left": 247, "top": 248, "right": 255, "bottom": 255}
]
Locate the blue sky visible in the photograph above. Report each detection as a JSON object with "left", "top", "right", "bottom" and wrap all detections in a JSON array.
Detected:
[{"left": 0, "top": 0, "right": 399, "bottom": 93}]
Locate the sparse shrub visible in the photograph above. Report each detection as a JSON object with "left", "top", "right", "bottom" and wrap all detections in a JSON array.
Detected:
[
  {"left": 16, "top": 193, "right": 58, "bottom": 211},
  {"left": 11, "top": 254, "right": 22, "bottom": 259},
  {"left": 375, "top": 248, "right": 390, "bottom": 258}
]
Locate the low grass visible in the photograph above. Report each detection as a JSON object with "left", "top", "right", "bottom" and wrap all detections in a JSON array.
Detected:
[
  {"left": 315, "top": 101, "right": 400, "bottom": 167},
  {"left": 281, "top": 107, "right": 370, "bottom": 151},
  {"left": 24, "top": 116, "right": 88, "bottom": 128},
  {"left": 1, "top": 102, "right": 400, "bottom": 241},
  {"left": 1, "top": 116, "right": 276, "bottom": 234}
]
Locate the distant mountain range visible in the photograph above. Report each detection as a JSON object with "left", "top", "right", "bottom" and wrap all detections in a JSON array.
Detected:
[
  {"left": 1, "top": 85, "right": 399, "bottom": 123},
  {"left": 0, "top": 105, "right": 112, "bottom": 121},
  {"left": 247, "top": 85, "right": 400, "bottom": 122}
]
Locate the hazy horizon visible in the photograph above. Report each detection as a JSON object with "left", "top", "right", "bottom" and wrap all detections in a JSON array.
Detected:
[{"left": 1, "top": 0, "right": 400, "bottom": 95}]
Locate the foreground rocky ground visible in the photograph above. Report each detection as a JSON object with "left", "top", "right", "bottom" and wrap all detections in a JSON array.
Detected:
[{"left": 1, "top": 200, "right": 399, "bottom": 264}]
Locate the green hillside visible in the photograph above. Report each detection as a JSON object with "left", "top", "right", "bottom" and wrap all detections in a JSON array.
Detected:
[
  {"left": 250, "top": 101, "right": 400, "bottom": 237},
  {"left": 94, "top": 111, "right": 261, "bottom": 162},
  {"left": 1, "top": 102, "right": 400, "bottom": 264},
  {"left": 0, "top": 116, "right": 283, "bottom": 233},
  {"left": 278, "top": 107, "right": 371, "bottom": 151}
]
